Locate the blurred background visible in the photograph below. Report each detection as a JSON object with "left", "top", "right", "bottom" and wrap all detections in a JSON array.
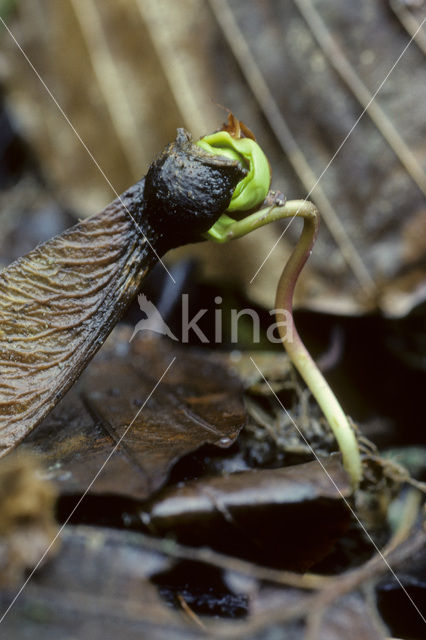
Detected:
[{"left": 0, "top": 0, "right": 425, "bottom": 447}]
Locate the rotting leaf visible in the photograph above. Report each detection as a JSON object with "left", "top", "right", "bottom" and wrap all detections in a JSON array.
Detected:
[
  {"left": 21, "top": 330, "right": 246, "bottom": 500},
  {"left": 141, "top": 457, "right": 351, "bottom": 571}
]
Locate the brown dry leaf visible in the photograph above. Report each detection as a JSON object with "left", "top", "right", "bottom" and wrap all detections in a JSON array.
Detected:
[
  {"left": 0, "top": 0, "right": 182, "bottom": 215},
  {"left": 22, "top": 329, "right": 246, "bottom": 500},
  {"left": 205, "top": 0, "right": 426, "bottom": 314},
  {"left": 1, "top": 0, "right": 425, "bottom": 316}
]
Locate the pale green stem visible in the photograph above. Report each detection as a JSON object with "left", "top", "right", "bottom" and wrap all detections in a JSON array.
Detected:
[{"left": 208, "top": 200, "right": 362, "bottom": 487}]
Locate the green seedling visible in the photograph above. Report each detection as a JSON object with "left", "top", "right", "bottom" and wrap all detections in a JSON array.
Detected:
[{"left": 200, "top": 116, "right": 362, "bottom": 488}]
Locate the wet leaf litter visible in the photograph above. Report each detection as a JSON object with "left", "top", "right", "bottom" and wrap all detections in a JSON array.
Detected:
[
  {"left": 2, "top": 330, "right": 424, "bottom": 637},
  {"left": 0, "top": 117, "right": 425, "bottom": 638}
]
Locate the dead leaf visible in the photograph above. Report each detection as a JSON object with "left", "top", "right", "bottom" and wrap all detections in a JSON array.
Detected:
[
  {"left": 22, "top": 330, "right": 246, "bottom": 500},
  {"left": 142, "top": 456, "right": 351, "bottom": 571}
]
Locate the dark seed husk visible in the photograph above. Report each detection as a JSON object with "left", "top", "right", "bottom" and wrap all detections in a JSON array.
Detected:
[{"left": 144, "top": 128, "right": 246, "bottom": 248}]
